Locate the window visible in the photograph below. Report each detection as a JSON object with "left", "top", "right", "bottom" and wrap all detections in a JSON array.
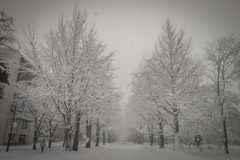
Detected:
[
  {"left": 18, "top": 134, "right": 26, "bottom": 144},
  {"left": 22, "top": 120, "right": 28, "bottom": 129},
  {"left": 53, "top": 136, "right": 60, "bottom": 142},
  {"left": 55, "top": 128, "right": 60, "bottom": 133}
]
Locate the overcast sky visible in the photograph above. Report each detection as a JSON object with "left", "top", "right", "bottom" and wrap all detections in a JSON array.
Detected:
[{"left": 1, "top": 0, "right": 240, "bottom": 104}]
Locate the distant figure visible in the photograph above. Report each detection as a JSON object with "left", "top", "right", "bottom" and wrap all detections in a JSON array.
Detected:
[{"left": 40, "top": 138, "right": 46, "bottom": 153}]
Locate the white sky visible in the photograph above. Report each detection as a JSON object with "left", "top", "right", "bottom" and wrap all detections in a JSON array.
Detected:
[{"left": 1, "top": 0, "right": 240, "bottom": 104}]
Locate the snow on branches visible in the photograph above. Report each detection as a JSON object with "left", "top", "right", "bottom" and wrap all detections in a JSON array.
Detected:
[{"left": 18, "top": 7, "right": 121, "bottom": 151}]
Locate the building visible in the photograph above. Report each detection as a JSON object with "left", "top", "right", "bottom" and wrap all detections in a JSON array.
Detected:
[
  {"left": 52, "top": 126, "right": 64, "bottom": 142},
  {"left": 3, "top": 115, "right": 34, "bottom": 145},
  {"left": 0, "top": 47, "right": 34, "bottom": 145}
]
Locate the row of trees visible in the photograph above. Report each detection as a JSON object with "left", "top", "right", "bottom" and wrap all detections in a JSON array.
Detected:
[
  {"left": 126, "top": 19, "right": 240, "bottom": 154},
  {"left": 1, "top": 8, "right": 122, "bottom": 151}
]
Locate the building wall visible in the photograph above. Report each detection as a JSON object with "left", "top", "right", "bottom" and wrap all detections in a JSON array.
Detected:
[
  {"left": 0, "top": 48, "right": 21, "bottom": 145},
  {"left": 3, "top": 118, "right": 34, "bottom": 145},
  {"left": 53, "top": 127, "right": 64, "bottom": 142}
]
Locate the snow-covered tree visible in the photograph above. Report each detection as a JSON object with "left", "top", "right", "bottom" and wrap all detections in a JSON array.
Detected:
[
  {"left": 182, "top": 84, "right": 215, "bottom": 147},
  {"left": 45, "top": 106, "right": 61, "bottom": 148},
  {"left": 0, "top": 11, "right": 18, "bottom": 50},
  {"left": 20, "top": 7, "right": 119, "bottom": 151},
  {"left": 14, "top": 83, "right": 52, "bottom": 150},
  {"left": 148, "top": 19, "right": 203, "bottom": 134},
  {"left": 0, "top": 55, "right": 10, "bottom": 98},
  {"left": 0, "top": 11, "right": 19, "bottom": 98},
  {"left": 204, "top": 35, "right": 240, "bottom": 154},
  {"left": 127, "top": 19, "right": 203, "bottom": 150},
  {"left": 125, "top": 105, "right": 148, "bottom": 145},
  {"left": 93, "top": 102, "right": 122, "bottom": 146},
  {"left": 128, "top": 63, "right": 166, "bottom": 148}
]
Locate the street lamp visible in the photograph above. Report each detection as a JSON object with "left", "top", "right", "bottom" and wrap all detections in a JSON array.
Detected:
[
  {"left": 6, "top": 100, "right": 18, "bottom": 152},
  {"left": 13, "top": 122, "right": 17, "bottom": 128}
]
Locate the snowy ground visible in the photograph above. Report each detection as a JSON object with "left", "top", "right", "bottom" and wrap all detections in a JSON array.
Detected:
[{"left": 1, "top": 142, "right": 240, "bottom": 160}]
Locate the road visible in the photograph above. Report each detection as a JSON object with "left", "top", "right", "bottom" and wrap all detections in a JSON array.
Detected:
[
  {"left": 87, "top": 143, "right": 184, "bottom": 160},
  {"left": 1, "top": 142, "right": 239, "bottom": 160}
]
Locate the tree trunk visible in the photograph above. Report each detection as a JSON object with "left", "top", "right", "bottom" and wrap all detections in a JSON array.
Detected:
[
  {"left": 62, "top": 134, "right": 66, "bottom": 147},
  {"left": 86, "top": 120, "right": 92, "bottom": 148},
  {"left": 148, "top": 125, "right": 154, "bottom": 146},
  {"left": 92, "top": 134, "right": 95, "bottom": 143},
  {"left": 72, "top": 111, "right": 81, "bottom": 151},
  {"left": 68, "top": 133, "right": 72, "bottom": 152},
  {"left": 96, "top": 135, "right": 99, "bottom": 147},
  {"left": 103, "top": 130, "right": 105, "bottom": 145},
  {"left": 174, "top": 114, "right": 179, "bottom": 134},
  {"left": 48, "top": 128, "right": 52, "bottom": 148},
  {"left": 139, "top": 136, "right": 141, "bottom": 144},
  {"left": 108, "top": 130, "right": 111, "bottom": 143},
  {"left": 159, "top": 122, "right": 164, "bottom": 148},
  {"left": 64, "top": 128, "right": 69, "bottom": 151},
  {"left": 159, "top": 135, "right": 164, "bottom": 148},
  {"left": 48, "top": 139, "right": 52, "bottom": 148},
  {"left": 49, "top": 121, "right": 58, "bottom": 148},
  {"left": 65, "top": 116, "right": 72, "bottom": 152},
  {"left": 223, "top": 117, "right": 229, "bottom": 154},
  {"left": 95, "top": 120, "right": 99, "bottom": 147},
  {"left": 173, "top": 133, "right": 181, "bottom": 151},
  {"left": 149, "top": 134, "right": 153, "bottom": 146},
  {"left": 33, "top": 131, "right": 37, "bottom": 150},
  {"left": 173, "top": 113, "right": 181, "bottom": 151}
]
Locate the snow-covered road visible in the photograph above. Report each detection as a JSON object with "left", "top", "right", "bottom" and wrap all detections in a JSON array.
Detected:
[{"left": 1, "top": 142, "right": 240, "bottom": 160}]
